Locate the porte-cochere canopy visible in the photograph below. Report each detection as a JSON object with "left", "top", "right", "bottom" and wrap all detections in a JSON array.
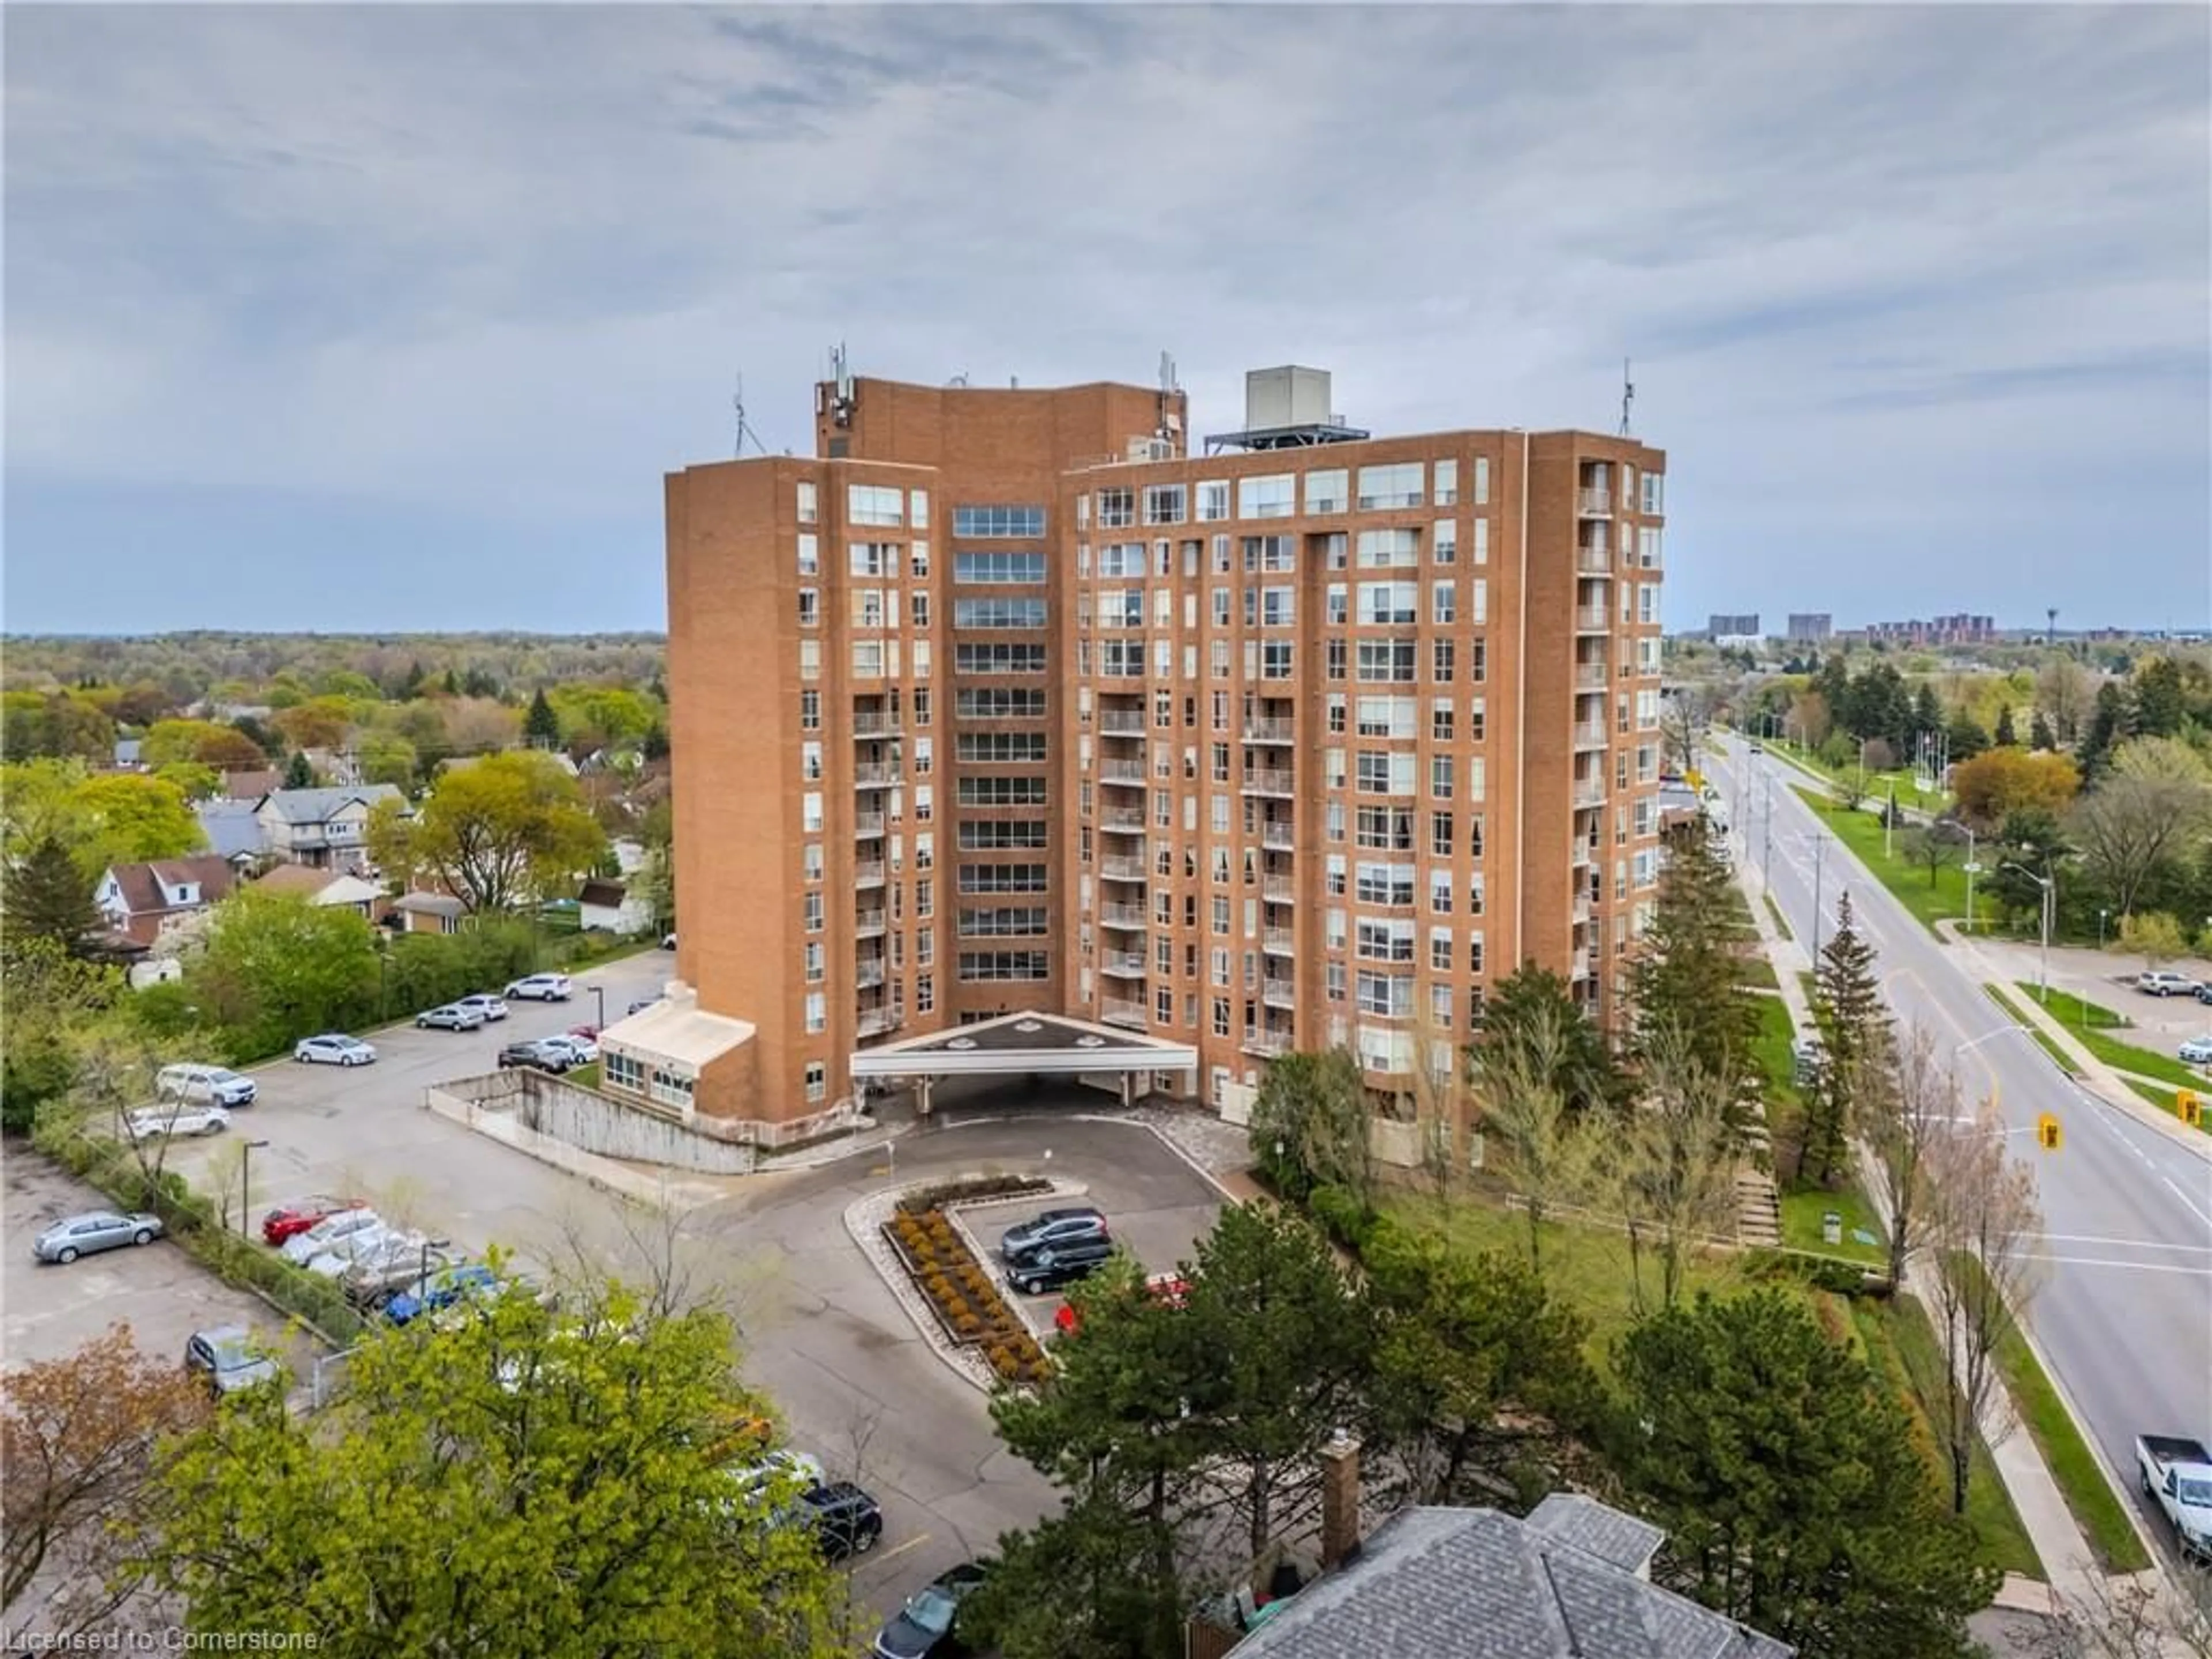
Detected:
[{"left": 848, "top": 1010, "right": 1197, "bottom": 1085}]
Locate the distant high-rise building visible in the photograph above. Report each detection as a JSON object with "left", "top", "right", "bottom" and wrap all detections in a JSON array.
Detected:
[
  {"left": 1786, "top": 613, "right": 1832, "bottom": 643},
  {"left": 634, "top": 363, "right": 1672, "bottom": 1143},
  {"left": 1707, "top": 613, "right": 1760, "bottom": 639}
]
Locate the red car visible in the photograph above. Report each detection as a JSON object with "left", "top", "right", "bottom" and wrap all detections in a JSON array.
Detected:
[
  {"left": 261, "top": 1195, "right": 365, "bottom": 1247},
  {"left": 1054, "top": 1272, "right": 1190, "bottom": 1337}
]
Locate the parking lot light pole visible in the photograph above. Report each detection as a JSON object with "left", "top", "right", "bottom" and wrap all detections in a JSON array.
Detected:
[
  {"left": 421, "top": 1236, "right": 451, "bottom": 1300},
  {"left": 2002, "top": 861, "right": 2055, "bottom": 1003},
  {"left": 590, "top": 984, "right": 605, "bottom": 1029},
  {"left": 240, "top": 1139, "right": 270, "bottom": 1240}
]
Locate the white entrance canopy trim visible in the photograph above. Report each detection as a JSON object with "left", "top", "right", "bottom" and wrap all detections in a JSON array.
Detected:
[{"left": 848, "top": 1010, "right": 1196, "bottom": 1081}]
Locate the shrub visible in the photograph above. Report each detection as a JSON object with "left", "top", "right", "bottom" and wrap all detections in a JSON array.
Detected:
[
  {"left": 1744, "top": 1247, "right": 1884, "bottom": 1298},
  {"left": 1307, "top": 1183, "right": 1378, "bottom": 1252},
  {"left": 953, "top": 1312, "right": 982, "bottom": 1340}
]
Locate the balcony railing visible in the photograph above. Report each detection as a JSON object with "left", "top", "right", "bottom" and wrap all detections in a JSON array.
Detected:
[
  {"left": 1573, "top": 722, "right": 1608, "bottom": 749},
  {"left": 1570, "top": 949, "right": 1593, "bottom": 980},
  {"left": 1578, "top": 488, "right": 1612, "bottom": 517},
  {"left": 853, "top": 861, "right": 886, "bottom": 887},
  {"left": 1101, "top": 998, "right": 1148, "bottom": 1029},
  {"left": 1263, "top": 978, "right": 1296, "bottom": 1009},
  {"left": 1573, "top": 779, "right": 1607, "bottom": 808},
  {"left": 1100, "top": 711, "right": 1146, "bottom": 734},
  {"left": 1571, "top": 839, "right": 1594, "bottom": 868},
  {"left": 1263, "top": 927, "right": 1296, "bottom": 955},
  {"left": 1241, "top": 769, "right": 1295, "bottom": 796},
  {"left": 1100, "top": 759, "right": 1146, "bottom": 783},
  {"left": 1241, "top": 1028, "right": 1293, "bottom": 1058},
  {"left": 1100, "top": 903, "right": 1148, "bottom": 928},
  {"left": 851, "top": 712, "right": 895, "bottom": 737},
  {"left": 1262, "top": 823, "right": 1296, "bottom": 851},
  {"left": 1575, "top": 546, "right": 1612, "bottom": 574},
  {"left": 1101, "top": 856, "right": 1149, "bottom": 881},
  {"left": 854, "top": 764, "right": 899, "bottom": 787},
  {"left": 1243, "top": 718, "right": 1295, "bottom": 743},
  {"left": 1574, "top": 607, "right": 1611, "bottom": 632},
  {"left": 1575, "top": 662, "right": 1609, "bottom": 689},
  {"left": 854, "top": 910, "right": 887, "bottom": 937},
  {"left": 854, "top": 813, "right": 886, "bottom": 838},
  {"left": 1573, "top": 893, "right": 1592, "bottom": 926},
  {"left": 1101, "top": 952, "right": 1146, "bottom": 978},
  {"left": 1100, "top": 808, "right": 1146, "bottom": 831},
  {"left": 1263, "top": 875, "right": 1297, "bottom": 904},
  {"left": 854, "top": 961, "right": 886, "bottom": 990},
  {"left": 856, "top": 1007, "right": 902, "bottom": 1038}
]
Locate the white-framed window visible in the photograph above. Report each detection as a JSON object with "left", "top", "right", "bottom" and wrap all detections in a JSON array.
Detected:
[
  {"left": 1431, "top": 581, "right": 1456, "bottom": 626},
  {"left": 1237, "top": 474, "right": 1295, "bottom": 520},
  {"left": 1433, "top": 520, "right": 1457, "bottom": 563},
  {"left": 1474, "top": 456, "right": 1491, "bottom": 506},
  {"left": 1305, "top": 468, "right": 1347, "bottom": 514},
  {"left": 1143, "top": 483, "right": 1187, "bottom": 525},
  {"left": 1357, "top": 528, "right": 1418, "bottom": 569},
  {"left": 1641, "top": 472, "right": 1664, "bottom": 514},
  {"left": 1471, "top": 578, "right": 1488, "bottom": 624},
  {"left": 1197, "top": 480, "right": 1230, "bottom": 521},
  {"left": 797, "top": 533, "right": 819, "bottom": 577},
  {"left": 804, "top": 991, "right": 826, "bottom": 1033},
  {"left": 1358, "top": 581, "right": 1418, "bottom": 625},
  {"left": 909, "top": 488, "right": 930, "bottom": 529},
  {"left": 1357, "top": 462, "right": 1423, "bottom": 510},
  {"left": 851, "top": 641, "right": 884, "bottom": 677},
  {"left": 802, "top": 941, "right": 824, "bottom": 981},
  {"left": 797, "top": 588, "right": 818, "bottom": 627},
  {"left": 801, "top": 791, "right": 823, "bottom": 832},
  {"left": 804, "top": 1061, "right": 826, "bottom": 1103},
  {"left": 1434, "top": 457, "right": 1459, "bottom": 505},
  {"left": 848, "top": 484, "right": 904, "bottom": 527},
  {"left": 796, "top": 480, "right": 817, "bottom": 525},
  {"left": 800, "top": 740, "right": 823, "bottom": 782}
]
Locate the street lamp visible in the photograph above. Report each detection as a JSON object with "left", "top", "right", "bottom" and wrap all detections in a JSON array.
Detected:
[
  {"left": 589, "top": 984, "right": 605, "bottom": 1030},
  {"left": 1959, "top": 824, "right": 1980, "bottom": 934},
  {"left": 2001, "top": 859, "right": 2056, "bottom": 1004},
  {"left": 1811, "top": 832, "right": 1830, "bottom": 959},
  {"left": 2097, "top": 909, "right": 2108, "bottom": 955},
  {"left": 419, "top": 1236, "right": 452, "bottom": 1300},
  {"left": 240, "top": 1138, "right": 270, "bottom": 1241}
]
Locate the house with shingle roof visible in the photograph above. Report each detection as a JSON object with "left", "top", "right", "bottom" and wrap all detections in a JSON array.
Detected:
[
  {"left": 253, "top": 785, "right": 407, "bottom": 870},
  {"left": 251, "top": 863, "right": 384, "bottom": 921},
  {"left": 94, "top": 855, "right": 239, "bottom": 946}
]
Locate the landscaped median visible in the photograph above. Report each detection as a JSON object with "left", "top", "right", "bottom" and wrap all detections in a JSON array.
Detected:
[
  {"left": 1792, "top": 786, "right": 1971, "bottom": 937},
  {"left": 1982, "top": 982, "right": 2212, "bottom": 1136},
  {"left": 1982, "top": 984, "right": 2084, "bottom": 1078}
]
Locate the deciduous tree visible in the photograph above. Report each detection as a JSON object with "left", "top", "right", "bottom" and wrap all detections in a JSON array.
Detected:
[
  {"left": 187, "top": 889, "right": 378, "bottom": 1056},
  {"left": 2070, "top": 774, "right": 2211, "bottom": 919},
  {"left": 1246, "top": 1047, "right": 1372, "bottom": 1207},
  {"left": 1949, "top": 748, "right": 2081, "bottom": 832},
  {"left": 2119, "top": 910, "right": 2187, "bottom": 970},
  {"left": 1899, "top": 824, "right": 1960, "bottom": 889},
  {"left": 1469, "top": 1002, "right": 1587, "bottom": 1271},
  {"left": 2035, "top": 656, "right": 2093, "bottom": 746},
  {"left": 366, "top": 750, "right": 605, "bottom": 914},
  {"left": 1615, "top": 1289, "right": 1996, "bottom": 1659},
  {"left": 1869, "top": 1023, "right": 1956, "bottom": 1291}
]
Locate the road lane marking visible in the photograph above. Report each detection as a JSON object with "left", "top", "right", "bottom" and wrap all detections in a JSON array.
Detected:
[
  {"left": 2020, "top": 1253, "right": 2212, "bottom": 1275},
  {"left": 870, "top": 1533, "right": 931, "bottom": 1567},
  {"left": 2037, "top": 1233, "right": 2212, "bottom": 1252},
  {"left": 2159, "top": 1176, "right": 2212, "bottom": 1230}
]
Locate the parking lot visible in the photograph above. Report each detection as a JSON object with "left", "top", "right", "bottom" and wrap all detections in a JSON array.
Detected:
[{"left": 963, "top": 1178, "right": 1222, "bottom": 1328}]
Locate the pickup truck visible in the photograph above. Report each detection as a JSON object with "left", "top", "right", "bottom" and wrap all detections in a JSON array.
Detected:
[{"left": 2135, "top": 1434, "right": 2212, "bottom": 1559}]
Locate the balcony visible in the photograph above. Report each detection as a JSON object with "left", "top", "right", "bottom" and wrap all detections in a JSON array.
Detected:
[
  {"left": 1573, "top": 893, "right": 1592, "bottom": 926},
  {"left": 1101, "top": 998, "right": 1148, "bottom": 1030},
  {"left": 1573, "top": 722, "right": 1608, "bottom": 750},
  {"left": 1101, "top": 952, "right": 1147, "bottom": 978},
  {"left": 1263, "top": 927, "right": 1296, "bottom": 955},
  {"left": 1263, "top": 978, "right": 1296, "bottom": 1009},
  {"left": 1578, "top": 488, "right": 1612, "bottom": 517},
  {"left": 1241, "top": 768, "right": 1295, "bottom": 797},
  {"left": 1576, "top": 545, "right": 1612, "bottom": 574},
  {"left": 1100, "top": 711, "right": 1146, "bottom": 735},
  {"left": 854, "top": 909, "right": 887, "bottom": 937},
  {"left": 1100, "top": 759, "right": 1146, "bottom": 783},
  {"left": 1574, "top": 662, "right": 1609, "bottom": 690},
  {"left": 1261, "top": 823, "right": 1296, "bottom": 851},
  {"left": 856, "top": 1007, "right": 902, "bottom": 1039},
  {"left": 1100, "top": 808, "right": 1146, "bottom": 832},
  {"left": 1101, "top": 855, "right": 1148, "bottom": 881},
  {"left": 851, "top": 712, "right": 894, "bottom": 737},
  {"left": 1573, "top": 778, "right": 1607, "bottom": 808},
  {"left": 854, "top": 764, "right": 899, "bottom": 787},
  {"left": 1100, "top": 903, "right": 1148, "bottom": 929},
  {"left": 1570, "top": 949, "right": 1593, "bottom": 981},
  {"left": 855, "top": 813, "right": 888, "bottom": 839},
  {"left": 1574, "top": 607, "right": 1611, "bottom": 633},
  {"left": 1243, "top": 718, "right": 1296, "bottom": 744},
  {"left": 853, "top": 861, "right": 886, "bottom": 887},
  {"left": 1241, "top": 1028, "right": 1293, "bottom": 1058},
  {"left": 1571, "top": 839, "right": 1594, "bottom": 868},
  {"left": 854, "top": 960, "right": 886, "bottom": 990},
  {"left": 1263, "top": 874, "right": 1298, "bottom": 904}
]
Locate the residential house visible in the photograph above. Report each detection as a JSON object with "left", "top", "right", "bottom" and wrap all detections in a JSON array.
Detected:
[
  {"left": 253, "top": 785, "right": 406, "bottom": 870},
  {"left": 217, "top": 767, "right": 282, "bottom": 802},
  {"left": 392, "top": 892, "right": 467, "bottom": 935},
  {"left": 577, "top": 878, "right": 654, "bottom": 935},
  {"left": 94, "top": 855, "right": 238, "bottom": 947},
  {"left": 1194, "top": 1440, "right": 1791, "bottom": 1659},
  {"left": 251, "top": 863, "right": 385, "bottom": 921},
  {"left": 193, "top": 800, "right": 267, "bottom": 872},
  {"left": 112, "top": 737, "right": 145, "bottom": 771}
]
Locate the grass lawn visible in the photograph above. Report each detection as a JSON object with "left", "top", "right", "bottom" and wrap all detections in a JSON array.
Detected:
[
  {"left": 2120, "top": 1077, "right": 2212, "bottom": 1135},
  {"left": 1390, "top": 1192, "right": 1754, "bottom": 1378},
  {"left": 1854, "top": 1294, "right": 2043, "bottom": 1580},
  {"left": 1749, "top": 991, "right": 1805, "bottom": 1114},
  {"left": 1769, "top": 740, "right": 1951, "bottom": 816},
  {"left": 1778, "top": 1183, "right": 1888, "bottom": 1265},
  {"left": 569, "top": 1062, "right": 601, "bottom": 1090},
  {"left": 1736, "top": 956, "right": 1782, "bottom": 991},
  {"left": 1792, "top": 788, "right": 1971, "bottom": 937},
  {"left": 1982, "top": 984, "right": 2082, "bottom": 1077},
  {"left": 1762, "top": 892, "right": 1794, "bottom": 941},
  {"left": 2016, "top": 983, "right": 2210, "bottom": 1089}
]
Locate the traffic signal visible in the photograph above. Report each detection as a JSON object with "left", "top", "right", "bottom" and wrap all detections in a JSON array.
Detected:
[
  {"left": 2178, "top": 1090, "right": 2202, "bottom": 1128},
  {"left": 2036, "top": 1113, "right": 2062, "bottom": 1152}
]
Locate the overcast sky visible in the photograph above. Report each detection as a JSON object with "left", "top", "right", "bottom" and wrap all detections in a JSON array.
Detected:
[{"left": 6, "top": 3, "right": 2208, "bottom": 637}]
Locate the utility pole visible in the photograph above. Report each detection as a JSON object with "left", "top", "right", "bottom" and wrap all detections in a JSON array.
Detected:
[
  {"left": 1762, "top": 769, "right": 1774, "bottom": 891},
  {"left": 1812, "top": 832, "right": 1828, "bottom": 960}
]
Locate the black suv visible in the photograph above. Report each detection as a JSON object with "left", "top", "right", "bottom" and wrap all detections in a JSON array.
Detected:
[
  {"left": 497, "top": 1040, "right": 570, "bottom": 1075},
  {"left": 797, "top": 1482, "right": 884, "bottom": 1560},
  {"left": 998, "top": 1206, "right": 1109, "bottom": 1263},
  {"left": 1006, "top": 1237, "right": 1115, "bottom": 1297}
]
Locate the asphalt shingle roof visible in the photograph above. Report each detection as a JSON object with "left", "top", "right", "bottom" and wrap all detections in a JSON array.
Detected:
[{"left": 257, "top": 785, "right": 404, "bottom": 824}]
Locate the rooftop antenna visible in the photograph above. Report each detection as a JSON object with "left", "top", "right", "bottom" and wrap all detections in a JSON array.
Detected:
[
  {"left": 1156, "top": 350, "right": 1181, "bottom": 450},
  {"left": 1619, "top": 357, "right": 1635, "bottom": 438},
  {"left": 829, "top": 342, "right": 855, "bottom": 428},
  {"left": 731, "top": 373, "right": 768, "bottom": 459}
]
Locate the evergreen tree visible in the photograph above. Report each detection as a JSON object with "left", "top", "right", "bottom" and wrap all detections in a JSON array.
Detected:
[
  {"left": 2077, "top": 681, "right": 2130, "bottom": 780},
  {"left": 1626, "top": 819, "right": 1762, "bottom": 1135},
  {"left": 282, "top": 750, "right": 315, "bottom": 790},
  {"left": 1943, "top": 711, "right": 1989, "bottom": 763},
  {"left": 1, "top": 835, "right": 103, "bottom": 952},
  {"left": 524, "top": 688, "right": 561, "bottom": 747},
  {"left": 2028, "top": 709, "right": 2056, "bottom": 752},
  {"left": 461, "top": 668, "right": 500, "bottom": 699},
  {"left": 1993, "top": 704, "right": 2017, "bottom": 747},
  {"left": 1802, "top": 890, "right": 1891, "bottom": 1188},
  {"left": 1472, "top": 963, "right": 1628, "bottom": 1116},
  {"left": 1911, "top": 682, "right": 1944, "bottom": 748},
  {"left": 397, "top": 660, "right": 426, "bottom": 700},
  {"left": 2131, "top": 656, "right": 2185, "bottom": 738},
  {"left": 441, "top": 667, "right": 463, "bottom": 696}
]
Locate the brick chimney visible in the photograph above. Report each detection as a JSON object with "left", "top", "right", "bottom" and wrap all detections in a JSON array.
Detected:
[{"left": 1319, "top": 1429, "right": 1362, "bottom": 1570}]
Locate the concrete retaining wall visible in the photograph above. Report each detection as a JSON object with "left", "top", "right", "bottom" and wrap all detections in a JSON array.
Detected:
[{"left": 428, "top": 1071, "right": 759, "bottom": 1175}]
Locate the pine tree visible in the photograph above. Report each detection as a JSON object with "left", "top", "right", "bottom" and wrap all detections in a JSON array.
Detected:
[
  {"left": 524, "top": 689, "right": 561, "bottom": 747},
  {"left": 1627, "top": 819, "right": 1762, "bottom": 1136},
  {"left": 1911, "top": 682, "right": 1944, "bottom": 747},
  {"left": 1802, "top": 890, "right": 1891, "bottom": 1188},
  {"left": 283, "top": 751, "right": 315, "bottom": 789},
  {"left": 441, "top": 667, "right": 463, "bottom": 696},
  {"left": 2028, "top": 709, "right": 2055, "bottom": 752},
  {"left": 1, "top": 835, "right": 103, "bottom": 952},
  {"left": 1993, "top": 704, "right": 2017, "bottom": 747},
  {"left": 2077, "top": 681, "right": 2130, "bottom": 779}
]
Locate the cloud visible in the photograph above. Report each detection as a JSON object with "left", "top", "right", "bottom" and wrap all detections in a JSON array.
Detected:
[{"left": 3, "top": 2, "right": 2206, "bottom": 632}]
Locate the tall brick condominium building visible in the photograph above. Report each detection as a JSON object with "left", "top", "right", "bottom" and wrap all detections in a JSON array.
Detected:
[{"left": 616, "top": 365, "right": 1668, "bottom": 1143}]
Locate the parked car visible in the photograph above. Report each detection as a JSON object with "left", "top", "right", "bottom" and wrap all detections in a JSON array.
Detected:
[
  {"left": 2137, "top": 971, "right": 2203, "bottom": 998},
  {"left": 184, "top": 1326, "right": 283, "bottom": 1397},
  {"left": 1054, "top": 1272, "right": 1190, "bottom": 1337},
  {"left": 2180, "top": 1036, "right": 2212, "bottom": 1066},
  {"left": 454, "top": 994, "right": 510, "bottom": 1022},
  {"left": 383, "top": 1262, "right": 501, "bottom": 1325},
  {"left": 1006, "top": 1237, "right": 1116, "bottom": 1298},
  {"left": 127, "top": 1103, "right": 231, "bottom": 1141},
  {"left": 504, "top": 973, "right": 572, "bottom": 1002},
  {"left": 796, "top": 1482, "right": 884, "bottom": 1560},
  {"left": 726, "top": 1448, "right": 826, "bottom": 1506},
  {"left": 498, "top": 1039, "right": 573, "bottom": 1075},
  {"left": 662, "top": 931, "right": 677, "bottom": 949},
  {"left": 156, "top": 1063, "right": 257, "bottom": 1107},
  {"left": 306, "top": 1225, "right": 411, "bottom": 1279},
  {"left": 2137, "top": 1434, "right": 2212, "bottom": 1560},
  {"left": 33, "top": 1210, "right": 162, "bottom": 1264},
  {"left": 872, "top": 1562, "right": 991, "bottom": 1659},
  {"left": 341, "top": 1240, "right": 454, "bottom": 1309},
  {"left": 627, "top": 997, "right": 661, "bottom": 1016},
  {"left": 415, "top": 1003, "right": 486, "bottom": 1032},
  {"left": 540, "top": 1033, "right": 599, "bottom": 1066},
  {"left": 294, "top": 1033, "right": 378, "bottom": 1066},
  {"left": 2198, "top": 984, "right": 2212, "bottom": 1006},
  {"left": 999, "top": 1207, "right": 1109, "bottom": 1263},
  {"left": 262, "top": 1195, "right": 365, "bottom": 1247},
  {"left": 280, "top": 1207, "right": 384, "bottom": 1266}
]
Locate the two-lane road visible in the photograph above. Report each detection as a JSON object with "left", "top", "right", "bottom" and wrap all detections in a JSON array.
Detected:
[{"left": 1711, "top": 733, "right": 2212, "bottom": 1556}]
